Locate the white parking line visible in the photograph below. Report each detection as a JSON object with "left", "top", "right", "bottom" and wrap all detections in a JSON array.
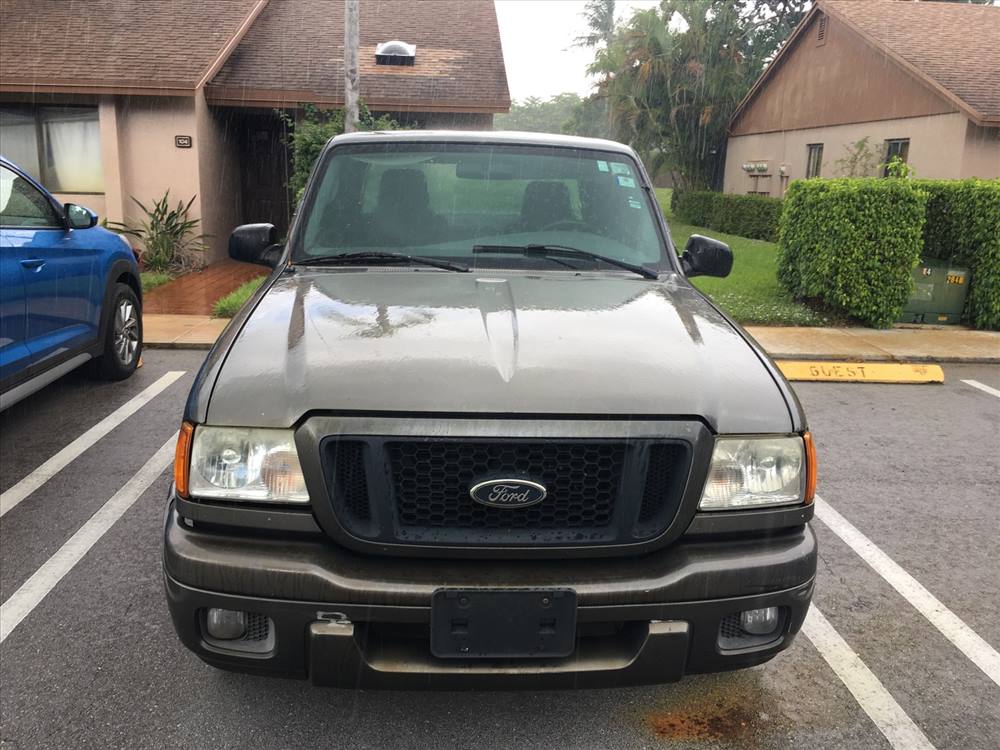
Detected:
[
  {"left": 0, "top": 371, "right": 185, "bottom": 517},
  {"left": 802, "top": 605, "right": 936, "bottom": 750},
  {"left": 0, "top": 435, "right": 176, "bottom": 643},
  {"left": 961, "top": 379, "right": 1000, "bottom": 399},
  {"left": 814, "top": 496, "right": 1000, "bottom": 688}
]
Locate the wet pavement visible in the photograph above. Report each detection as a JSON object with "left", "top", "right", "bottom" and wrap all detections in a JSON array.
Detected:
[{"left": 1, "top": 351, "right": 998, "bottom": 749}]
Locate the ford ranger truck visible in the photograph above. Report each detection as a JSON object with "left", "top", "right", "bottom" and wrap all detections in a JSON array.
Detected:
[{"left": 164, "top": 131, "right": 817, "bottom": 688}]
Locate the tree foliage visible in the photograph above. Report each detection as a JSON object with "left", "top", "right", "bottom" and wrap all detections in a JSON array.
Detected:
[
  {"left": 587, "top": 0, "right": 809, "bottom": 189},
  {"left": 280, "top": 103, "right": 400, "bottom": 201},
  {"left": 494, "top": 93, "right": 587, "bottom": 134}
]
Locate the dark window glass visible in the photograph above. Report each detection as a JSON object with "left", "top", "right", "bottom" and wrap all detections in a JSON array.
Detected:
[
  {"left": 0, "top": 165, "right": 62, "bottom": 227},
  {"left": 806, "top": 144, "right": 823, "bottom": 178}
]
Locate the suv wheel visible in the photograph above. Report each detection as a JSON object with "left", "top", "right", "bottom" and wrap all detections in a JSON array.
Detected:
[{"left": 94, "top": 283, "right": 143, "bottom": 381}]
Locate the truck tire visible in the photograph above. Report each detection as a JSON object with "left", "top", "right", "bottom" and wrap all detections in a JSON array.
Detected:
[{"left": 93, "top": 283, "right": 143, "bottom": 381}]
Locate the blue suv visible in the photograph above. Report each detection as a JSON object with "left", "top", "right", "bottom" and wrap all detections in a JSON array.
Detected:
[{"left": 0, "top": 157, "right": 143, "bottom": 409}]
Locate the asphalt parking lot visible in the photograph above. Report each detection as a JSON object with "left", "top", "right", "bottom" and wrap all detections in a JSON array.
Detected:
[{"left": 1, "top": 349, "right": 998, "bottom": 749}]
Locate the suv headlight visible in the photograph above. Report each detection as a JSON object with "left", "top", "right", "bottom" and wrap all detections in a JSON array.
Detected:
[
  {"left": 187, "top": 426, "right": 309, "bottom": 504},
  {"left": 699, "top": 436, "right": 806, "bottom": 511}
]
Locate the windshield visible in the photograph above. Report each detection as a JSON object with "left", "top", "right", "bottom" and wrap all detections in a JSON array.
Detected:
[{"left": 295, "top": 143, "right": 669, "bottom": 271}]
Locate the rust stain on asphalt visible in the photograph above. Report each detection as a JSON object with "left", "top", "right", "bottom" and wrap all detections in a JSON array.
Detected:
[
  {"left": 648, "top": 701, "right": 757, "bottom": 742},
  {"left": 643, "top": 674, "right": 781, "bottom": 745}
]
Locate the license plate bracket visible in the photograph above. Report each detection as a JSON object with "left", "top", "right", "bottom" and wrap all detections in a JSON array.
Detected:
[{"left": 431, "top": 589, "right": 577, "bottom": 659}]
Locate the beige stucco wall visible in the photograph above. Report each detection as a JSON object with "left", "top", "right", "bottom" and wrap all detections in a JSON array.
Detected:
[
  {"left": 962, "top": 122, "right": 1000, "bottom": 179},
  {"left": 724, "top": 112, "right": 978, "bottom": 195},
  {"left": 116, "top": 96, "right": 203, "bottom": 233}
]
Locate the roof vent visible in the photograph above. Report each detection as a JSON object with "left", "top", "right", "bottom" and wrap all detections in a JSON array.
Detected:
[
  {"left": 375, "top": 40, "right": 416, "bottom": 66},
  {"left": 816, "top": 14, "right": 828, "bottom": 46}
]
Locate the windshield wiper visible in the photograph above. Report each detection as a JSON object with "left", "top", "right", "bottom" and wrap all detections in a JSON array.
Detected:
[
  {"left": 298, "top": 251, "right": 469, "bottom": 273},
  {"left": 472, "top": 244, "right": 658, "bottom": 280}
]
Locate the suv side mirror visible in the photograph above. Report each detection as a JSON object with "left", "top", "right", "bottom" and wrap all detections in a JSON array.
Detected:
[
  {"left": 229, "top": 223, "right": 282, "bottom": 268},
  {"left": 65, "top": 203, "right": 97, "bottom": 229},
  {"left": 680, "top": 234, "right": 733, "bottom": 278}
]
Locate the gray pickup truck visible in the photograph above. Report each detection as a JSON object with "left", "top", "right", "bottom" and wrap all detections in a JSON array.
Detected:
[{"left": 164, "top": 131, "right": 817, "bottom": 688}]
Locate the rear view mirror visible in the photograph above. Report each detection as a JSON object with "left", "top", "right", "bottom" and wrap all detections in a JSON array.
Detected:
[
  {"left": 229, "top": 223, "right": 282, "bottom": 268},
  {"left": 681, "top": 234, "right": 733, "bottom": 278},
  {"left": 65, "top": 203, "right": 97, "bottom": 229}
]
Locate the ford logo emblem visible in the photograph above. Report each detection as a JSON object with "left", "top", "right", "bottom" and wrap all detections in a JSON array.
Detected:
[{"left": 469, "top": 479, "right": 547, "bottom": 509}]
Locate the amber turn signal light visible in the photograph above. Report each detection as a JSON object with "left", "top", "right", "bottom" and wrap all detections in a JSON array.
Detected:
[
  {"left": 803, "top": 431, "right": 817, "bottom": 504},
  {"left": 174, "top": 421, "right": 195, "bottom": 497}
]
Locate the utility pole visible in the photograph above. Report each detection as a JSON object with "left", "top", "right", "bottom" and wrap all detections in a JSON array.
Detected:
[{"left": 344, "top": 0, "right": 360, "bottom": 133}]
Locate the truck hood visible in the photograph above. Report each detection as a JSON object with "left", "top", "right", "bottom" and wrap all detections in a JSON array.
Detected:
[{"left": 206, "top": 270, "right": 792, "bottom": 433}]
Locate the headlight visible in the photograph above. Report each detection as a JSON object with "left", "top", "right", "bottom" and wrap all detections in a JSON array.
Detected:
[
  {"left": 188, "top": 426, "right": 309, "bottom": 504},
  {"left": 699, "top": 436, "right": 805, "bottom": 511}
]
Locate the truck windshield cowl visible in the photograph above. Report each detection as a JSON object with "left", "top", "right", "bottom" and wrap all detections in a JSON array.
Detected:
[{"left": 295, "top": 143, "right": 668, "bottom": 273}]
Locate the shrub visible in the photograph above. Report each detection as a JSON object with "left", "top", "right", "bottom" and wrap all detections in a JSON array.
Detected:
[
  {"left": 673, "top": 191, "right": 718, "bottom": 227},
  {"left": 108, "top": 192, "right": 207, "bottom": 273},
  {"left": 673, "top": 191, "right": 782, "bottom": 242},
  {"left": 778, "top": 179, "right": 927, "bottom": 328},
  {"left": 280, "top": 103, "right": 402, "bottom": 203},
  {"left": 709, "top": 194, "right": 783, "bottom": 242},
  {"left": 915, "top": 179, "right": 1000, "bottom": 330}
]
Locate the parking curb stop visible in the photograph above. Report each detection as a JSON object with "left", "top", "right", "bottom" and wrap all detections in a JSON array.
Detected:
[{"left": 776, "top": 361, "right": 945, "bottom": 384}]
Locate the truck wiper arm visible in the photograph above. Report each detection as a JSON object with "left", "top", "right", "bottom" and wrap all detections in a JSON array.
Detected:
[
  {"left": 472, "top": 244, "right": 658, "bottom": 280},
  {"left": 298, "top": 251, "right": 469, "bottom": 273}
]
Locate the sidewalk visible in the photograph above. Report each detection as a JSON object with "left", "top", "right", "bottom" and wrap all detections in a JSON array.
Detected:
[
  {"left": 144, "top": 315, "right": 1000, "bottom": 362},
  {"left": 745, "top": 325, "right": 1000, "bottom": 364}
]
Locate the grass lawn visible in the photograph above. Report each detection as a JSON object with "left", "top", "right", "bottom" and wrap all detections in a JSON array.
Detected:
[
  {"left": 212, "top": 276, "right": 267, "bottom": 318},
  {"left": 140, "top": 271, "right": 173, "bottom": 293},
  {"left": 653, "top": 188, "right": 830, "bottom": 326}
]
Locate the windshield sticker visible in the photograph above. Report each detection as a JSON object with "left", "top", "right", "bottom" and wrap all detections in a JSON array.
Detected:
[
  {"left": 596, "top": 160, "right": 610, "bottom": 172},
  {"left": 616, "top": 175, "right": 637, "bottom": 188},
  {"left": 610, "top": 162, "right": 631, "bottom": 175},
  {"left": 628, "top": 197, "right": 643, "bottom": 209}
]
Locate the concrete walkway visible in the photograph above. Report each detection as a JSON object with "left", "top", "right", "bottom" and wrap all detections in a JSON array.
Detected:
[
  {"left": 144, "top": 314, "right": 230, "bottom": 348},
  {"left": 746, "top": 325, "right": 1000, "bottom": 363},
  {"left": 143, "top": 314, "right": 1000, "bottom": 362}
]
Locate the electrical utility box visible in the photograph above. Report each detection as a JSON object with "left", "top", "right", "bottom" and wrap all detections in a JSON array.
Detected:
[{"left": 898, "top": 257, "right": 970, "bottom": 325}]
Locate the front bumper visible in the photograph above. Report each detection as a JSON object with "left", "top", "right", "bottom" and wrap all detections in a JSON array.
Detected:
[{"left": 163, "top": 504, "right": 816, "bottom": 689}]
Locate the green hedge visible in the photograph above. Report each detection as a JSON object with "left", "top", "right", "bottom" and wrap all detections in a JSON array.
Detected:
[
  {"left": 778, "top": 179, "right": 928, "bottom": 328},
  {"left": 673, "top": 191, "right": 782, "bottom": 242},
  {"left": 915, "top": 179, "right": 1000, "bottom": 330}
]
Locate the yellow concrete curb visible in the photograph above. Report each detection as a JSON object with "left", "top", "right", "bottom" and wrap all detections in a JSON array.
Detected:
[{"left": 776, "top": 361, "right": 944, "bottom": 384}]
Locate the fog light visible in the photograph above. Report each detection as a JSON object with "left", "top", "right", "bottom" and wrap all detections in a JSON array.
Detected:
[
  {"left": 740, "top": 606, "right": 779, "bottom": 635},
  {"left": 206, "top": 608, "right": 247, "bottom": 640}
]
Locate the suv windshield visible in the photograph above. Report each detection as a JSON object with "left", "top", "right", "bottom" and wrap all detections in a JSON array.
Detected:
[{"left": 296, "top": 143, "right": 668, "bottom": 271}]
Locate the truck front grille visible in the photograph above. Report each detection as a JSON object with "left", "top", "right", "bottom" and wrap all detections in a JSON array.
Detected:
[
  {"left": 322, "top": 437, "right": 691, "bottom": 550},
  {"left": 389, "top": 440, "right": 623, "bottom": 529}
]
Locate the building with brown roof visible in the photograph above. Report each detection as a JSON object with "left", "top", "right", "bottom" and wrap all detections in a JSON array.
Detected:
[
  {"left": 724, "top": 0, "right": 1000, "bottom": 196},
  {"left": 0, "top": 0, "right": 510, "bottom": 260}
]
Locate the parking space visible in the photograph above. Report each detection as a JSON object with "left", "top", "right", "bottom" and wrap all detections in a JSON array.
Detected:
[{"left": 1, "top": 351, "right": 997, "bottom": 749}]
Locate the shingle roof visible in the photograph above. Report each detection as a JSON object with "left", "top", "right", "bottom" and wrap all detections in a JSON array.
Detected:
[
  {"left": 205, "top": 0, "right": 510, "bottom": 112},
  {"left": 822, "top": 0, "right": 1000, "bottom": 124},
  {"left": 0, "top": 0, "right": 264, "bottom": 93}
]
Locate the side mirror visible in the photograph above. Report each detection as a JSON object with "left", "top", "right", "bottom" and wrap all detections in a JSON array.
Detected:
[
  {"left": 680, "top": 234, "right": 733, "bottom": 278},
  {"left": 229, "top": 223, "right": 282, "bottom": 268},
  {"left": 65, "top": 203, "right": 97, "bottom": 230}
]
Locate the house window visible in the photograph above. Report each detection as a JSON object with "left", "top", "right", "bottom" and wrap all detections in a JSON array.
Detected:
[
  {"left": 883, "top": 138, "right": 910, "bottom": 175},
  {"left": 806, "top": 144, "right": 823, "bottom": 178},
  {"left": 0, "top": 106, "right": 104, "bottom": 193}
]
